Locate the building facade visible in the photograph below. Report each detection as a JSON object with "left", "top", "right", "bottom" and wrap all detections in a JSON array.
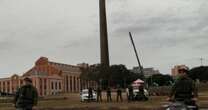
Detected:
[
  {"left": 171, "top": 65, "right": 188, "bottom": 77},
  {"left": 0, "top": 57, "right": 97, "bottom": 96},
  {"left": 132, "top": 67, "right": 161, "bottom": 77}
]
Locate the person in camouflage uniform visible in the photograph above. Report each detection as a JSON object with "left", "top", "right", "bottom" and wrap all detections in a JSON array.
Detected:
[
  {"left": 116, "top": 86, "right": 123, "bottom": 102},
  {"left": 14, "top": 77, "right": 38, "bottom": 110},
  {"left": 127, "top": 85, "right": 134, "bottom": 101},
  {"left": 168, "top": 66, "right": 198, "bottom": 109},
  {"left": 96, "top": 86, "right": 102, "bottom": 102},
  {"left": 106, "top": 87, "right": 112, "bottom": 102}
]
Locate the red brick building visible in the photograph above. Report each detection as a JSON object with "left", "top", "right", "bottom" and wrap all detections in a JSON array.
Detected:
[{"left": 0, "top": 57, "right": 97, "bottom": 96}]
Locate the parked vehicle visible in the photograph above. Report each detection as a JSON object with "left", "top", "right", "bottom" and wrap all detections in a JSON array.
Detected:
[
  {"left": 133, "top": 89, "right": 149, "bottom": 97},
  {"left": 80, "top": 89, "right": 97, "bottom": 102}
]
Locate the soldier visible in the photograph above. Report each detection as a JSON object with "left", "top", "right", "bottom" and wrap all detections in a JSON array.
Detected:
[
  {"left": 96, "top": 87, "right": 102, "bottom": 102},
  {"left": 128, "top": 85, "right": 134, "bottom": 101},
  {"left": 167, "top": 66, "right": 198, "bottom": 109},
  {"left": 116, "top": 86, "right": 123, "bottom": 102},
  {"left": 88, "top": 87, "right": 93, "bottom": 102},
  {"left": 106, "top": 87, "right": 112, "bottom": 102},
  {"left": 14, "top": 77, "right": 38, "bottom": 110}
]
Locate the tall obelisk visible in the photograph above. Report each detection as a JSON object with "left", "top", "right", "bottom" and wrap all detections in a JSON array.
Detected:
[{"left": 99, "top": 0, "right": 110, "bottom": 67}]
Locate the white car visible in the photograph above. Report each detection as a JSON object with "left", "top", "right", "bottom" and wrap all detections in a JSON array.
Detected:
[
  {"left": 80, "top": 89, "right": 97, "bottom": 102},
  {"left": 133, "top": 89, "right": 149, "bottom": 97}
]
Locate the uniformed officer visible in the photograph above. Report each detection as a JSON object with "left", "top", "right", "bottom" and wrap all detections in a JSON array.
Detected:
[
  {"left": 128, "top": 85, "right": 134, "bottom": 101},
  {"left": 167, "top": 66, "right": 198, "bottom": 108},
  {"left": 88, "top": 87, "right": 93, "bottom": 102},
  {"left": 96, "top": 87, "right": 102, "bottom": 102},
  {"left": 116, "top": 86, "right": 122, "bottom": 102},
  {"left": 106, "top": 87, "right": 112, "bottom": 102},
  {"left": 14, "top": 77, "right": 38, "bottom": 110}
]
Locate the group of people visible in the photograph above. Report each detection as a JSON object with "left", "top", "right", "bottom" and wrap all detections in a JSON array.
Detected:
[
  {"left": 87, "top": 86, "right": 124, "bottom": 102},
  {"left": 87, "top": 84, "right": 148, "bottom": 102},
  {"left": 13, "top": 66, "right": 198, "bottom": 110}
]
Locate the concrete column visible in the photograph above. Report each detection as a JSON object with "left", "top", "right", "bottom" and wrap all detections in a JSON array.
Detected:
[
  {"left": 32, "top": 78, "right": 35, "bottom": 87},
  {"left": 46, "top": 78, "right": 49, "bottom": 95},
  {"left": 61, "top": 79, "right": 64, "bottom": 93},
  {"left": 68, "top": 75, "right": 71, "bottom": 92},
  {"left": 78, "top": 78, "right": 80, "bottom": 92},
  {"left": 18, "top": 79, "right": 21, "bottom": 88},
  {"left": 5, "top": 81, "right": 8, "bottom": 93},
  {"left": 42, "top": 78, "right": 45, "bottom": 96},
  {"left": 48, "top": 79, "right": 51, "bottom": 95},
  {"left": 36, "top": 78, "right": 40, "bottom": 96},
  {"left": 10, "top": 80, "right": 12, "bottom": 93},
  {"left": 63, "top": 75, "right": 66, "bottom": 92},
  {"left": 74, "top": 76, "right": 77, "bottom": 92}
]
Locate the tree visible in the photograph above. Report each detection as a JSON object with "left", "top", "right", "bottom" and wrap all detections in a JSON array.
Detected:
[
  {"left": 188, "top": 66, "right": 208, "bottom": 82},
  {"left": 80, "top": 64, "right": 143, "bottom": 88},
  {"left": 146, "top": 74, "right": 174, "bottom": 86}
]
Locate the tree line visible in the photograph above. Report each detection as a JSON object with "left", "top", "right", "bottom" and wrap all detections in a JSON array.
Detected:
[
  {"left": 80, "top": 64, "right": 174, "bottom": 88},
  {"left": 188, "top": 66, "right": 208, "bottom": 82},
  {"left": 80, "top": 64, "right": 208, "bottom": 89},
  {"left": 80, "top": 64, "right": 143, "bottom": 89}
]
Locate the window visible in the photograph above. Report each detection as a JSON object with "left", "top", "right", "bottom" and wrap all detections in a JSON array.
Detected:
[
  {"left": 51, "top": 82, "right": 54, "bottom": 90},
  {"left": 44, "top": 79, "right": 47, "bottom": 90},
  {"left": 20, "top": 80, "right": 23, "bottom": 85},
  {"left": 70, "top": 76, "right": 72, "bottom": 91},
  {"left": 59, "top": 82, "right": 61, "bottom": 90},
  {"left": 66, "top": 76, "right": 69, "bottom": 91},
  {"left": 55, "top": 82, "right": 57, "bottom": 90},
  {"left": 74, "top": 77, "right": 76, "bottom": 91},
  {"left": 3, "top": 82, "right": 5, "bottom": 92}
]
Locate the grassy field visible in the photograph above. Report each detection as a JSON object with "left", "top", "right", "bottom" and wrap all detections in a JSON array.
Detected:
[{"left": 1, "top": 91, "right": 208, "bottom": 110}]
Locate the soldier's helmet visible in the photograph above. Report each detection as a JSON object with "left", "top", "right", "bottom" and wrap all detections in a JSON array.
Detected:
[{"left": 23, "top": 77, "right": 32, "bottom": 83}]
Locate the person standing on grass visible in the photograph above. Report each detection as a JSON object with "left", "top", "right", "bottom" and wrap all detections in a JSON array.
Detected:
[
  {"left": 88, "top": 87, "right": 93, "bottom": 102},
  {"left": 128, "top": 85, "right": 134, "bottom": 101},
  {"left": 106, "top": 87, "right": 112, "bottom": 102},
  {"left": 96, "top": 86, "right": 102, "bottom": 102},
  {"left": 14, "top": 77, "right": 38, "bottom": 110},
  {"left": 116, "top": 86, "right": 123, "bottom": 102}
]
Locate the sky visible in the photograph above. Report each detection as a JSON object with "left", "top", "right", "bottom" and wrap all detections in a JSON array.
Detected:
[{"left": 0, "top": 0, "right": 208, "bottom": 78}]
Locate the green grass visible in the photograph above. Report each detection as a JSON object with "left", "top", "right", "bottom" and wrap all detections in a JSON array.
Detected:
[{"left": 1, "top": 91, "right": 208, "bottom": 110}]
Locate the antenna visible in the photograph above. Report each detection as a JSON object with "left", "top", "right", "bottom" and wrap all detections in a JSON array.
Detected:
[{"left": 200, "top": 57, "right": 204, "bottom": 66}]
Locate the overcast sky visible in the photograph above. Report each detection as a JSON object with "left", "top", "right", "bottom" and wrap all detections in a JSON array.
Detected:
[{"left": 0, "top": 0, "right": 208, "bottom": 78}]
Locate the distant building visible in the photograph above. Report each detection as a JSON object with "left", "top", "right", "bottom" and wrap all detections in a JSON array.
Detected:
[
  {"left": 171, "top": 65, "right": 188, "bottom": 77},
  {"left": 0, "top": 57, "right": 97, "bottom": 96},
  {"left": 131, "top": 67, "right": 160, "bottom": 77}
]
